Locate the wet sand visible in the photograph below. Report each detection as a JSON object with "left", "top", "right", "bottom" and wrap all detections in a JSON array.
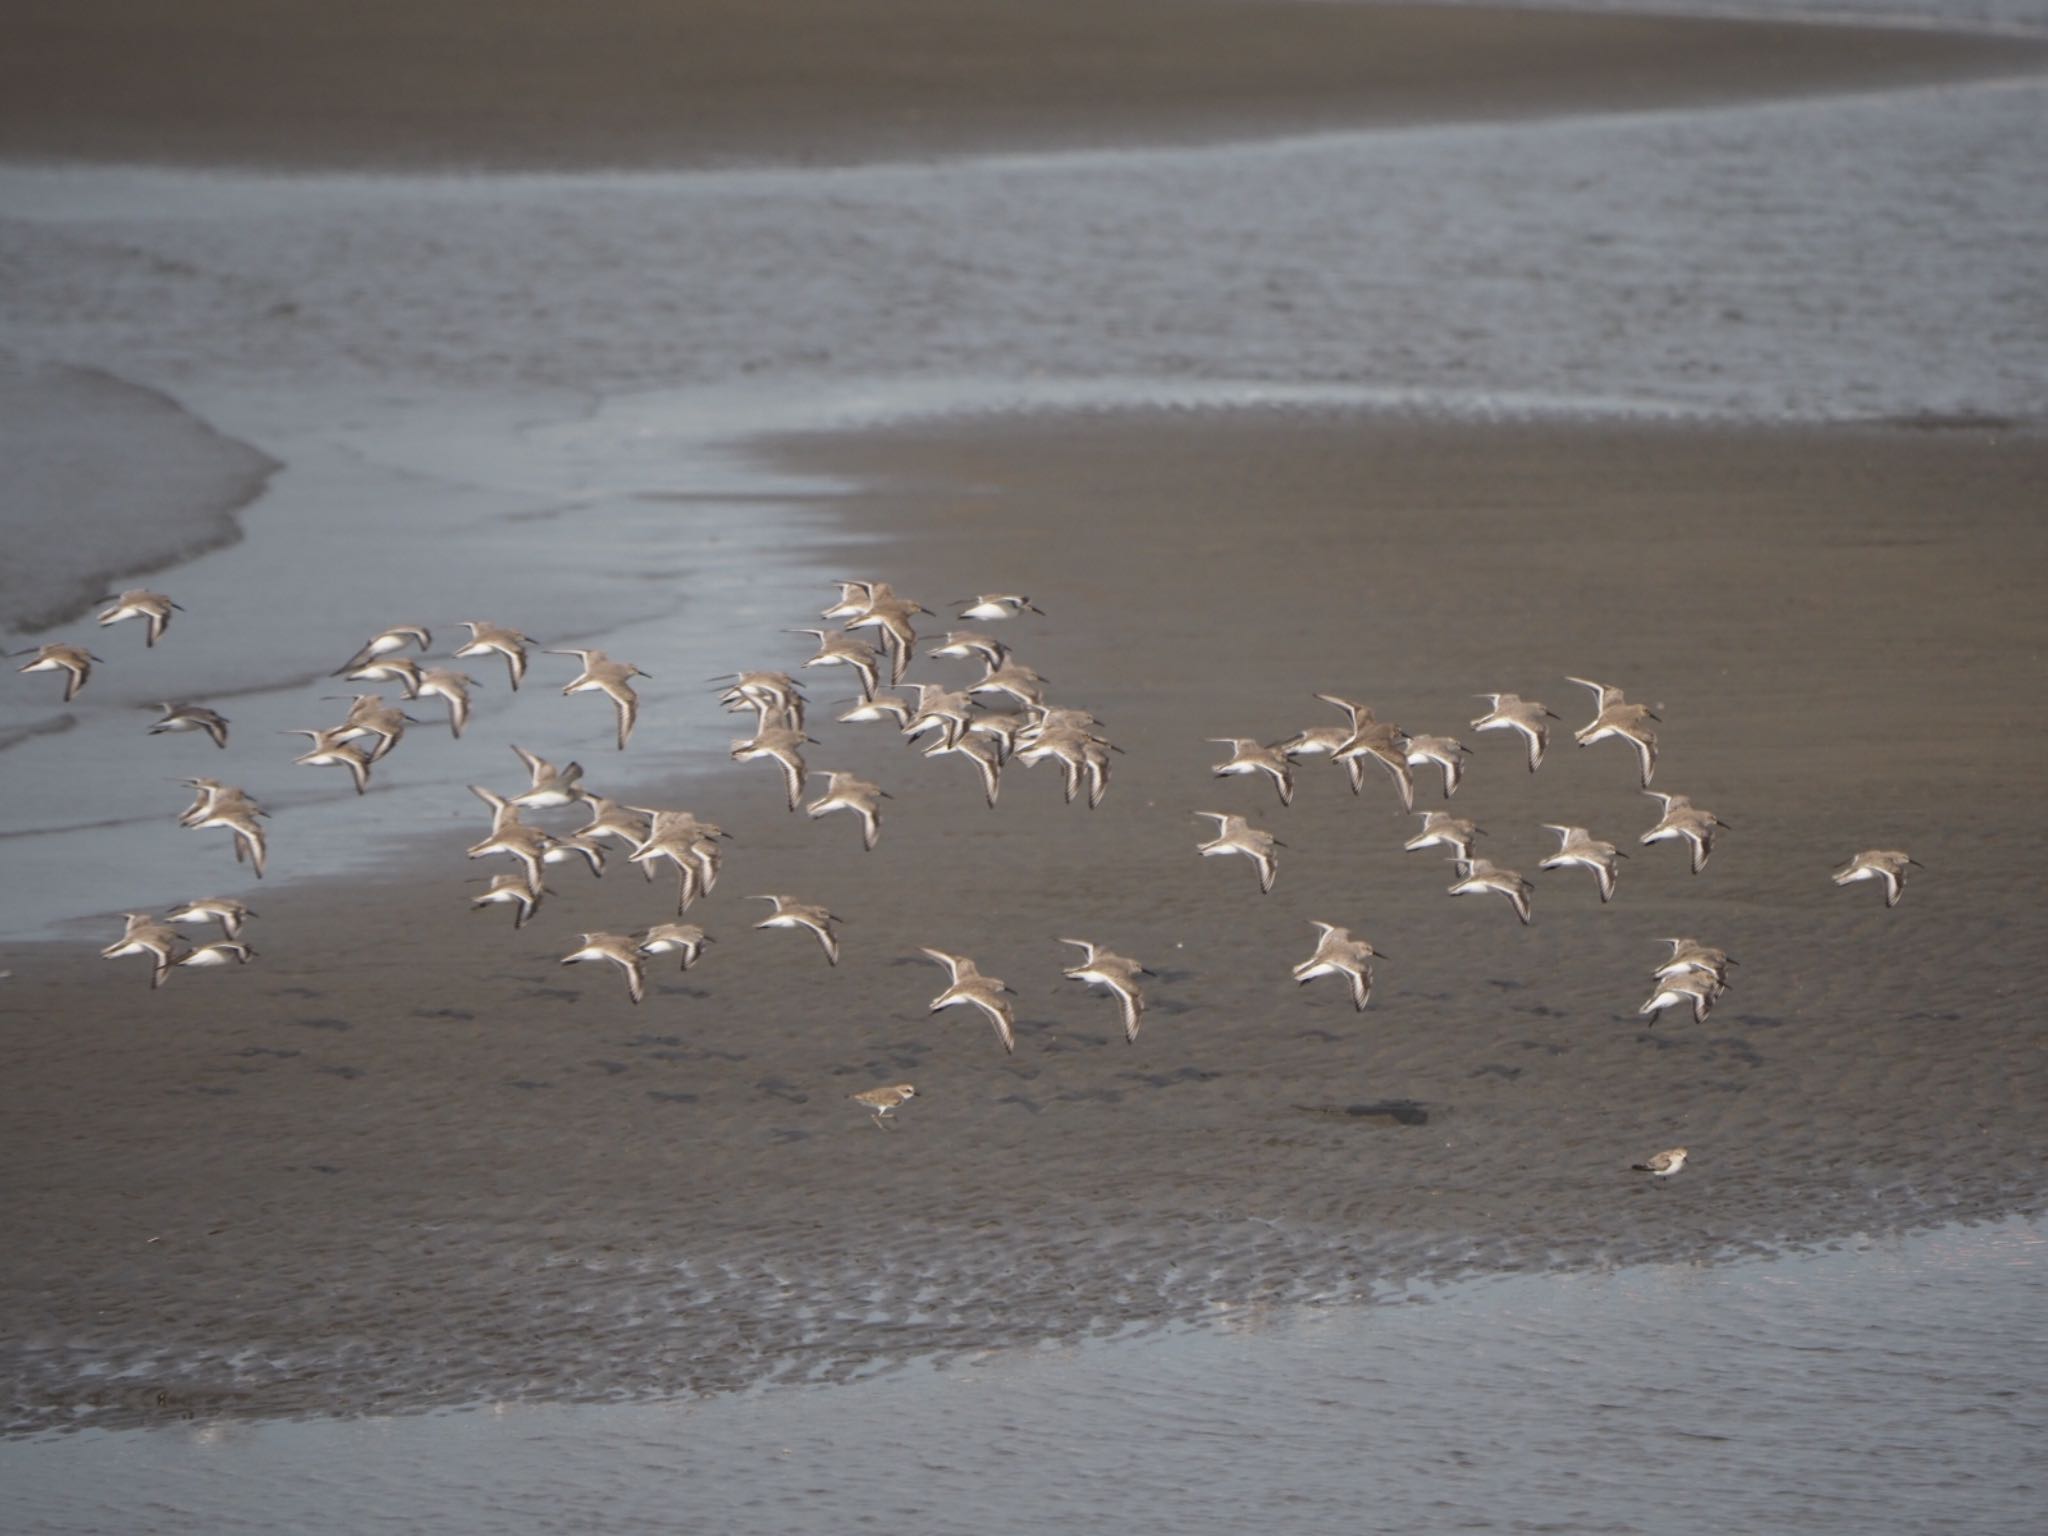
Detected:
[
  {"left": 4, "top": 412, "right": 2042, "bottom": 1433},
  {"left": 5, "top": 0, "right": 2044, "bottom": 169},
  {"left": 0, "top": 359, "right": 277, "bottom": 635}
]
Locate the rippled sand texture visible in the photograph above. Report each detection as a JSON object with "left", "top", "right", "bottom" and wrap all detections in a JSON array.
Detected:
[{"left": 5, "top": 413, "right": 2042, "bottom": 1432}]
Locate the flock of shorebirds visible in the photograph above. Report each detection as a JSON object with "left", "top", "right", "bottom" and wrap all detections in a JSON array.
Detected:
[{"left": 16, "top": 580, "right": 1922, "bottom": 1161}]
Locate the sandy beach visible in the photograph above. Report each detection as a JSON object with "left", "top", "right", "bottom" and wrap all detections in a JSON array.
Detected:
[{"left": 2, "top": 0, "right": 2045, "bottom": 1498}]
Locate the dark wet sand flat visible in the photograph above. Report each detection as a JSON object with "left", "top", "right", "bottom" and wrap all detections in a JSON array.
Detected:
[
  {"left": 3, "top": 412, "right": 2041, "bottom": 1433},
  {"left": 5, "top": 0, "right": 2044, "bottom": 169}
]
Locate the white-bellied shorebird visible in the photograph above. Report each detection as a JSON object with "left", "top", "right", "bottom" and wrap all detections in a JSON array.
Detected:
[
  {"left": 541, "top": 830, "right": 608, "bottom": 879},
  {"left": 969, "top": 659, "right": 1049, "bottom": 709},
  {"left": 629, "top": 825, "right": 707, "bottom": 912},
  {"left": 1292, "top": 921, "right": 1385, "bottom": 1012},
  {"left": 472, "top": 872, "right": 547, "bottom": 929},
  {"left": 344, "top": 655, "right": 423, "bottom": 696},
  {"left": 835, "top": 690, "right": 912, "bottom": 728},
  {"left": 164, "top": 896, "right": 253, "bottom": 939},
  {"left": 335, "top": 624, "right": 430, "bottom": 676},
  {"left": 954, "top": 594, "right": 1043, "bottom": 621},
  {"left": 1569, "top": 677, "right": 1661, "bottom": 786},
  {"left": 850, "top": 1082, "right": 918, "bottom": 1128},
  {"left": 577, "top": 794, "right": 652, "bottom": 849},
  {"left": 187, "top": 795, "right": 268, "bottom": 877},
  {"left": 751, "top": 894, "right": 842, "bottom": 965},
  {"left": 1333, "top": 723, "right": 1415, "bottom": 812},
  {"left": 789, "top": 628, "right": 881, "bottom": 700},
  {"left": 561, "top": 932, "right": 648, "bottom": 1004},
  {"left": 1639, "top": 971, "right": 1722, "bottom": 1025},
  {"left": 1471, "top": 693, "right": 1558, "bottom": 773},
  {"left": 1405, "top": 810, "right": 1482, "bottom": 860},
  {"left": 843, "top": 591, "right": 929, "bottom": 685},
  {"left": 97, "top": 589, "right": 181, "bottom": 646},
  {"left": 1632, "top": 1148, "right": 1688, "bottom": 1176},
  {"left": 177, "top": 940, "right": 257, "bottom": 969},
  {"left": 508, "top": 745, "right": 585, "bottom": 808},
  {"left": 807, "top": 771, "right": 889, "bottom": 851},
  {"left": 719, "top": 670, "right": 807, "bottom": 733},
  {"left": 639, "top": 923, "right": 711, "bottom": 971},
  {"left": 1209, "top": 738, "right": 1295, "bottom": 806},
  {"left": 550, "top": 649, "right": 649, "bottom": 750},
  {"left": 1833, "top": 849, "right": 1920, "bottom": 908},
  {"left": 467, "top": 819, "right": 547, "bottom": 895},
  {"left": 149, "top": 701, "right": 229, "bottom": 749},
  {"left": 1196, "top": 811, "right": 1282, "bottom": 894},
  {"left": 1447, "top": 857, "right": 1532, "bottom": 925},
  {"left": 454, "top": 621, "right": 533, "bottom": 691},
  {"left": 732, "top": 723, "right": 814, "bottom": 811},
  {"left": 1279, "top": 723, "right": 1360, "bottom": 791},
  {"left": 820, "top": 580, "right": 876, "bottom": 621},
  {"left": 901, "top": 682, "right": 974, "bottom": 747},
  {"left": 330, "top": 694, "right": 412, "bottom": 762},
  {"left": 927, "top": 631, "right": 1008, "bottom": 666},
  {"left": 1059, "top": 938, "right": 1151, "bottom": 1043},
  {"left": 287, "top": 727, "right": 372, "bottom": 795},
  {"left": 926, "top": 731, "right": 1004, "bottom": 808},
  {"left": 1641, "top": 791, "right": 1730, "bottom": 874},
  {"left": 13, "top": 643, "right": 100, "bottom": 702},
  {"left": 918, "top": 947, "right": 1017, "bottom": 1054},
  {"left": 415, "top": 667, "right": 480, "bottom": 737},
  {"left": 1654, "top": 937, "right": 1737, "bottom": 985},
  {"left": 1539, "top": 824, "right": 1625, "bottom": 903},
  {"left": 1403, "top": 733, "right": 1470, "bottom": 798},
  {"left": 101, "top": 913, "right": 186, "bottom": 988}
]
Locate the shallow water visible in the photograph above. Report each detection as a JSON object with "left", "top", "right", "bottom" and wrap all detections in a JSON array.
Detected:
[{"left": 7, "top": 1216, "right": 2040, "bottom": 1535}]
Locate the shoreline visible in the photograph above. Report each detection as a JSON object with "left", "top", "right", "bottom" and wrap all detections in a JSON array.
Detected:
[{"left": 4, "top": 407, "right": 2041, "bottom": 1434}]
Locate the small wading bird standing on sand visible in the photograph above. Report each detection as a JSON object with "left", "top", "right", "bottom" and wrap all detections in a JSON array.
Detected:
[
  {"left": 1632, "top": 1148, "right": 1689, "bottom": 1178},
  {"left": 850, "top": 1083, "right": 918, "bottom": 1129}
]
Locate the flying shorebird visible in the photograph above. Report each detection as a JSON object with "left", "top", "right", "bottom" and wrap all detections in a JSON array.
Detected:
[
  {"left": 471, "top": 872, "right": 548, "bottom": 929},
  {"left": 1639, "top": 971, "right": 1722, "bottom": 1025},
  {"left": 415, "top": 667, "right": 481, "bottom": 737},
  {"left": 177, "top": 941, "right": 258, "bottom": 970},
  {"left": 101, "top": 913, "right": 186, "bottom": 989},
  {"left": 1405, "top": 810, "right": 1483, "bottom": 860},
  {"left": 287, "top": 727, "right": 372, "bottom": 795},
  {"left": 148, "top": 701, "right": 229, "bottom": 749},
  {"left": 789, "top": 628, "right": 881, "bottom": 700},
  {"left": 550, "top": 648, "right": 649, "bottom": 750},
  {"left": 1470, "top": 693, "right": 1558, "bottom": 773},
  {"left": 719, "top": 670, "right": 807, "bottom": 733},
  {"left": 927, "top": 630, "right": 1009, "bottom": 666},
  {"left": 540, "top": 830, "right": 608, "bottom": 879},
  {"left": 918, "top": 948, "right": 1017, "bottom": 1054},
  {"left": 1538, "top": 824, "right": 1625, "bottom": 903},
  {"left": 164, "top": 896, "right": 254, "bottom": 940},
  {"left": 1447, "top": 857, "right": 1533, "bottom": 925},
  {"left": 732, "top": 723, "right": 815, "bottom": 811},
  {"left": 969, "top": 659, "right": 1049, "bottom": 709},
  {"left": 1208, "top": 738, "right": 1295, "bottom": 805},
  {"left": 186, "top": 794, "right": 268, "bottom": 877},
  {"left": 1292, "top": 921, "right": 1386, "bottom": 1012},
  {"left": 850, "top": 1083, "right": 918, "bottom": 1128},
  {"left": 1568, "top": 678, "right": 1661, "bottom": 786},
  {"left": 13, "top": 643, "right": 100, "bottom": 701},
  {"left": 1195, "top": 811, "right": 1283, "bottom": 894},
  {"left": 508, "top": 745, "right": 585, "bottom": 808},
  {"left": 1402, "top": 733, "right": 1471, "bottom": 798},
  {"left": 344, "top": 655, "right": 423, "bottom": 696},
  {"left": 335, "top": 624, "right": 430, "bottom": 676},
  {"left": 560, "top": 932, "right": 648, "bottom": 1004},
  {"left": 1058, "top": 938, "right": 1152, "bottom": 1043},
  {"left": 453, "top": 621, "right": 533, "bottom": 691},
  {"left": 835, "top": 690, "right": 913, "bottom": 728},
  {"left": 807, "top": 771, "right": 889, "bottom": 851},
  {"left": 1333, "top": 723, "right": 1416, "bottom": 812},
  {"left": 1632, "top": 1148, "right": 1689, "bottom": 1177},
  {"left": 842, "top": 591, "right": 929, "bottom": 686},
  {"left": 329, "top": 693, "right": 413, "bottom": 762},
  {"left": 954, "top": 594, "right": 1044, "bottom": 621},
  {"left": 1640, "top": 790, "right": 1731, "bottom": 874},
  {"left": 1653, "top": 937, "right": 1737, "bottom": 985},
  {"left": 467, "top": 818, "right": 547, "bottom": 896},
  {"left": 96, "top": 589, "right": 181, "bottom": 646},
  {"left": 638, "top": 923, "right": 711, "bottom": 971},
  {"left": 1833, "top": 849, "right": 1920, "bottom": 909},
  {"left": 751, "top": 894, "right": 842, "bottom": 965}
]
